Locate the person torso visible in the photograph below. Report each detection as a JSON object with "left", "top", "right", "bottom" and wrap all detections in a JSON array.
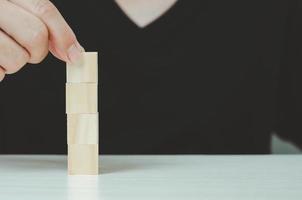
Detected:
[{"left": 0, "top": 0, "right": 291, "bottom": 154}]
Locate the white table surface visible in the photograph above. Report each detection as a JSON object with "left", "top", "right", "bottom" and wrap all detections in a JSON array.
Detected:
[{"left": 0, "top": 155, "right": 301, "bottom": 200}]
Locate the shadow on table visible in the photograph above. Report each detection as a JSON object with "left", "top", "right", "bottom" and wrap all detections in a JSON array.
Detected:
[
  {"left": 1, "top": 155, "right": 158, "bottom": 174},
  {"left": 100, "top": 156, "right": 158, "bottom": 174}
]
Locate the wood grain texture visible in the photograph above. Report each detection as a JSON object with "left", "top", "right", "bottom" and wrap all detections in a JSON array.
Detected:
[
  {"left": 66, "top": 83, "right": 98, "bottom": 114},
  {"left": 68, "top": 144, "right": 99, "bottom": 175},
  {"left": 67, "top": 52, "right": 98, "bottom": 83},
  {"left": 67, "top": 113, "right": 99, "bottom": 145}
]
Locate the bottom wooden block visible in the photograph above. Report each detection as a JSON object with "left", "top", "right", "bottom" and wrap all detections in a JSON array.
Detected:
[{"left": 68, "top": 144, "right": 99, "bottom": 175}]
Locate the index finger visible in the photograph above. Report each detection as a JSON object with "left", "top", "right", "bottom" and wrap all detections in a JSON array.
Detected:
[{"left": 9, "top": 0, "right": 84, "bottom": 63}]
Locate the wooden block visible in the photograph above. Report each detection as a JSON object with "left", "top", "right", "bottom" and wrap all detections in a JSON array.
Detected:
[
  {"left": 67, "top": 113, "right": 99, "bottom": 145},
  {"left": 67, "top": 52, "right": 98, "bottom": 83},
  {"left": 66, "top": 52, "right": 99, "bottom": 175},
  {"left": 68, "top": 144, "right": 99, "bottom": 175},
  {"left": 66, "top": 83, "right": 98, "bottom": 114}
]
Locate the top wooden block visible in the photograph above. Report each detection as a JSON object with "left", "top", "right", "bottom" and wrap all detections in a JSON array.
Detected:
[{"left": 67, "top": 52, "right": 98, "bottom": 83}]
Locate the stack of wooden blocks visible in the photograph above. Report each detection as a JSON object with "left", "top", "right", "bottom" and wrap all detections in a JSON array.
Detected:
[{"left": 66, "top": 52, "right": 99, "bottom": 175}]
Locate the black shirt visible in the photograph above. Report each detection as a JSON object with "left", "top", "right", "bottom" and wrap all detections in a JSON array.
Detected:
[{"left": 1, "top": 0, "right": 302, "bottom": 154}]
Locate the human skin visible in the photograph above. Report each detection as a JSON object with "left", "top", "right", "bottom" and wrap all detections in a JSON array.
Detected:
[
  {"left": 114, "top": 0, "right": 178, "bottom": 28},
  {"left": 0, "top": 0, "right": 84, "bottom": 82}
]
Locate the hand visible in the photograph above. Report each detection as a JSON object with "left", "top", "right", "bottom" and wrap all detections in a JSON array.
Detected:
[{"left": 0, "top": 0, "right": 84, "bottom": 82}]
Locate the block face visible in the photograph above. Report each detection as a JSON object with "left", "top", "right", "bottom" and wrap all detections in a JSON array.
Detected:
[
  {"left": 68, "top": 144, "right": 99, "bottom": 175},
  {"left": 66, "top": 52, "right": 99, "bottom": 175},
  {"left": 66, "top": 83, "right": 98, "bottom": 114},
  {"left": 67, "top": 52, "right": 98, "bottom": 83},
  {"left": 68, "top": 113, "right": 99, "bottom": 144}
]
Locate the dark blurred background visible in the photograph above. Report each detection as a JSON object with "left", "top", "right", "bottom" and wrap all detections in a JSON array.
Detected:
[{"left": 0, "top": 0, "right": 301, "bottom": 154}]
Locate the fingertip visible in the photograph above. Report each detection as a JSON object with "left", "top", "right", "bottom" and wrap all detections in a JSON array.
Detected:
[
  {"left": 0, "top": 67, "right": 6, "bottom": 82},
  {"left": 75, "top": 40, "right": 85, "bottom": 52},
  {"left": 49, "top": 39, "right": 85, "bottom": 64},
  {"left": 67, "top": 41, "right": 85, "bottom": 64},
  {"left": 49, "top": 42, "right": 66, "bottom": 62}
]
